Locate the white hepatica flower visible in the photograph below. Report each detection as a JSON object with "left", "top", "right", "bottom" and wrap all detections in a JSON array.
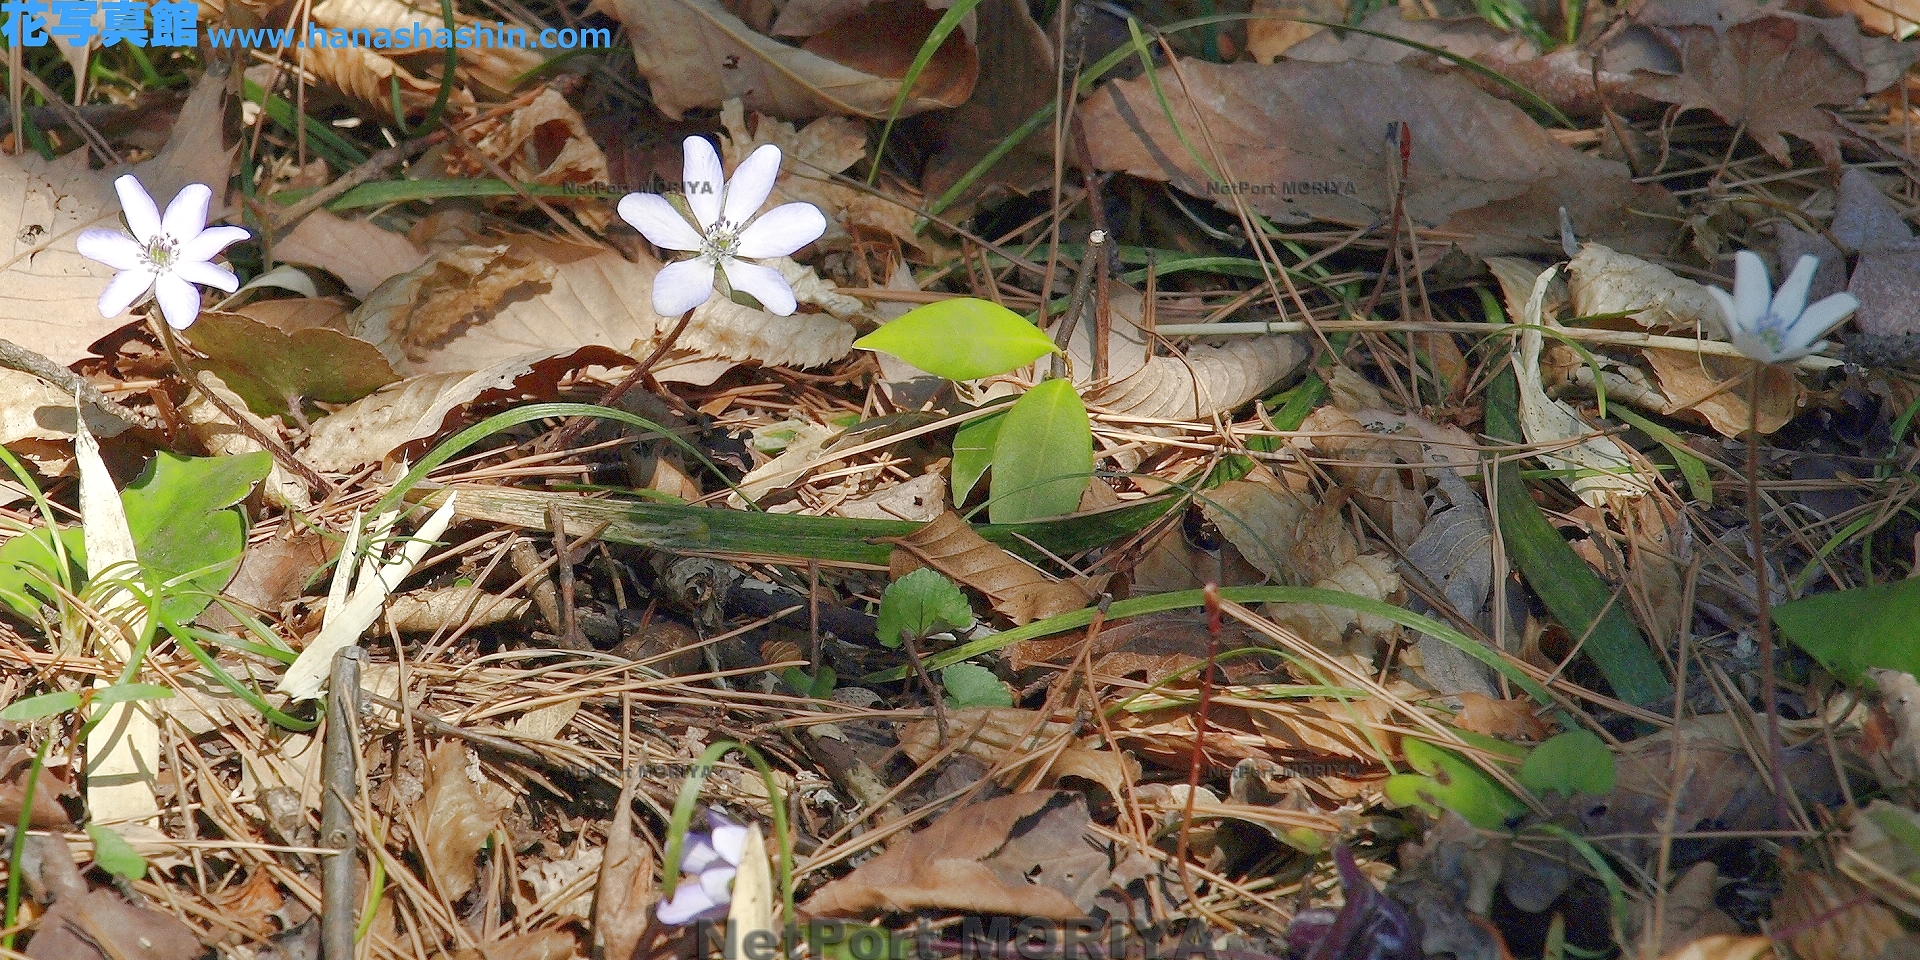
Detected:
[
  {"left": 1708, "top": 250, "right": 1859, "bottom": 365},
  {"left": 655, "top": 811, "right": 749, "bottom": 926},
  {"left": 77, "top": 175, "right": 250, "bottom": 331},
  {"left": 618, "top": 136, "right": 827, "bottom": 318}
]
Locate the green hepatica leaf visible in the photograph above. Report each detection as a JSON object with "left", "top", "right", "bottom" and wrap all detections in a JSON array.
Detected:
[
  {"left": 0, "top": 526, "right": 86, "bottom": 618},
  {"left": 1383, "top": 738, "right": 1527, "bottom": 830},
  {"left": 121, "top": 452, "right": 272, "bottom": 624},
  {"left": 85, "top": 824, "right": 149, "bottom": 881},
  {"left": 189, "top": 310, "right": 400, "bottom": 417},
  {"left": 854, "top": 298, "right": 1060, "bottom": 381},
  {"left": 1774, "top": 578, "right": 1920, "bottom": 684},
  {"left": 951, "top": 410, "right": 1005, "bottom": 507},
  {"left": 990, "top": 379, "right": 1092, "bottom": 524},
  {"left": 942, "top": 662, "right": 1012, "bottom": 708},
  {"left": 875, "top": 568, "right": 974, "bottom": 648},
  {"left": 1519, "top": 730, "right": 1616, "bottom": 798}
]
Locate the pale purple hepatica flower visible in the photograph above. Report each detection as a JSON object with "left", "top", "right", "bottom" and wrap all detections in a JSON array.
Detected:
[
  {"left": 656, "top": 811, "right": 750, "bottom": 926},
  {"left": 77, "top": 175, "right": 251, "bottom": 331},
  {"left": 1708, "top": 250, "right": 1859, "bottom": 365},
  {"left": 618, "top": 136, "right": 827, "bottom": 318}
]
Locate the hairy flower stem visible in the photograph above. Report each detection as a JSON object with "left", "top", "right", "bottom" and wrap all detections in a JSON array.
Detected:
[
  {"left": 154, "top": 317, "right": 336, "bottom": 500},
  {"left": 1745, "top": 365, "right": 1791, "bottom": 829},
  {"left": 543, "top": 308, "right": 696, "bottom": 456}
]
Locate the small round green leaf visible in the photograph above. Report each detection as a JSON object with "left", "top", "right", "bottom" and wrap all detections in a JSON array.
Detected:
[
  {"left": 1383, "top": 738, "right": 1527, "bottom": 830},
  {"left": 876, "top": 568, "right": 975, "bottom": 648},
  {"left": 1519, "top": 730, "right": 1616, "bottom": 798},
  {"left": 854, "top": 298, "right": 1060, "bottom": 381},
  {"left": 942, "top": 662, "right": 1012, "bottom": 708}
]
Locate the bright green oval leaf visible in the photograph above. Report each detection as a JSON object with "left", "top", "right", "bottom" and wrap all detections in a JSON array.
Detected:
[
  {"left": 0, "top": 691, "right": 84, "bottom": 722},
  {"left": 1519, "top": 730, "right": 1616, "bottom": 798},
  {"left": 121, "top": 452, "right": 272, "bottom": 624},
  {"left": 942, "top": 662, "right": 1012, "bottom": 708},
  {"left": 1774, "top": 577, "right": 1920, "bottom": 684},
  {"left": 951, "top": 411, "right": 1005, "bottom": 507},
  {"left": 1383, "top": 738, "right": 1527, "bottom": 830},
  {"left": 876, "top": 568, "right": 974, "bottom": 649},
  {"left": 84, "top": 824, "right": 148, "bottom": 881},
  {"left": 854, "top": 298, "right": 1060, "bottom": 381},
  {"left": 989, "top": 379, "right": 1092, "bottom": 524},
  {"left": 0, "top": 526, "right": 86, "bottom": 619}
]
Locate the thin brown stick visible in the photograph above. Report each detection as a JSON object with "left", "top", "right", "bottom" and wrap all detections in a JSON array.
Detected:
[
  {"left": 0, "top": 338, "right": 161, "bottom": 431},
  {"left": 542, "top": 308, "right": 696, "bottom": 455},
  {"left": 320, "top": 647, "right": 364, "bottom": 960},
  {"left": 155, "top": 318, "right": 337, "bottom": 499}
]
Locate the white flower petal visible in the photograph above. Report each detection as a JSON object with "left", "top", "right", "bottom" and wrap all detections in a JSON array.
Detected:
[
  {"left": 682, "top": 136, "right": 725, "bottom": 231},
  {"left": 1770, "top": 254, "right": 1819, "bottom": 325},
  {"left": 177, "top": 225, "right": 250, "bottom": 264},
  {"left": 77, "top": 229, "right": 145, "bottom": 271},
  {"left": 160, "top": 183, "right": 213, "bottom": 244},
  {"left": 653, "top": 257, "right": 717, "bottom": 316},
  {"left": 1729, "top": 329, "right": 1780, "bottom": 365},
  {"left": 721, "top": 258, "right": 797, "bottom": 316},
  {"left": 1786, "top": 292, "right": 1858, "bottom": 351},
  {"left": 1729, "top": 250, "right": 1771, "bottom": 332},
  {"left": 619, "top": 193, "right": 704, "bottom": 252},
  {"left": 97, "top": 269, "right": 153, "bottom": 319},
  {"left": 154, "top": 273, "right": 203, "bottom": 329},
  {"left": 697, "top": 864, "right": 738, "bottom": 903},
  {"left": 722, "top": 144, "right": 783, "bottom": 228},
  {"left": 115, "top": 175, "right": 162, "bottom": 244},
  {"left": 1707, "top": 287, "right": 1738, "bottom": 335},
  {"left": 655, "top": 883, "right": 724, "bottom": 926},
  {"left": 681, "top": 835, "right": 721, "bottom": 875},
  {"left": 709, "top": 817, "right": 748, "bottom": 865},
  {"left": 736, "top": 203, "right": 827, "bottom": 259},
  {"left": 174, "top": 259, "right": 240, "bottom": 292}
]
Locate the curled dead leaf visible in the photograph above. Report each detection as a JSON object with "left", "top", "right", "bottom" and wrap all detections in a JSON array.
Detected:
[
  {"left": 885, "top": 512, "right": 1097, "bottom": 624},
  {"left": 419, "top": 741, "right": 510, "bottom": 901},
  {"left": 1201, "top": 479, "right": 1358, "bottom": 586},
  {"left": 447, "top": 87, "right": 613, "bottom": 230}
]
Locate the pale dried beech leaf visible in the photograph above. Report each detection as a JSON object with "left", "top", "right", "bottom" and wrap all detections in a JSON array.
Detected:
[
  {"left": 420, "top": 741, "right": 510, "bottom": 901},
  {"left": 884, "top": 512, "right": 1095, "bottom": 624},
  {"left": 302, "top": 346, "right": 628, "bottom": 471},
  {"left": 1246, "top": 0, "right": 1342, "bottom": 62},
  {"left": 520, "top": 847, "right": 601, "bottom": 920},
  {"left": 302, "top": 44, "right": 474, "bottom": 120},
  {"left": 1770, "top": 863, "right": 1902, "bottom": 960},
  {"left": 275, "top": 209, "right": 431, "bottom": 299},
  {"left": 1084, "top": 338, "right": 1308, "bottom": 421},
  {"left": 1401, "top": 473, "right": 1497, "bottom": 698},
  {"left": 1202, "top": 480, "right": 1357, "bottom": 585},
  {"left": 1511, "top": 267, "right": 1647, "bottom": 506},
  {"left": 801, "top": 790, "right": 1103, "bottom": 919},
  {"left": 592, "top": 0, "right": 976, "bottom": 120},
  {"left": 1645, "top": 348, "right": 1801, "bottom": 437},
  {"left": 718, "top": 100, "right": 933, "bottom": 252},
  {"left": 385, "top": 586, "right": 530, "bottom": 632},
  {"left": 1263, "top": 554, "right": 1401, "bottom": 663},
  {"left": 309, "top": 0, "right": 544, "bottom": 95},
  {"left": 0, "top": 370, "right": 131, "bottom": 452},
  {"left": 1240, "top": 694, "right": 1402, "bottom": 762},
  {"left": 410, "top": 240, "right": 858, "bottom": 382},
  {"left": 1568, "top": 243, "right": 1721, "bottom": 335},
  {"left": 1628, "top": 3, "right": 1913, "bottom": 165},
  {"left": 447, "top": 87, "right": 613, "bottom": 230},
  {"left": 898, "top": 708, "right": 1138, "bottom": 798},
  {"left": 1081, "top": 58, "right": 1678, "bottom": 256},
  {"left": 1298, "top": 405, "right": 1424, "bottom": 545}
]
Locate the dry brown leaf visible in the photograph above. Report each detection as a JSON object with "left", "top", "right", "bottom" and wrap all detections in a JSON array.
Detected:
[
  {"left": 350, "top": 244, "right": 558, "bottom": 368},
  {"left": 917, "top": 0, "right": 1056, "bottom": 214},
  {"left": 302, "top": 346, "right": 628, "bottom": 471},
  {"left": 205, "top": 869, "right": 286, "bottom": 940},
  {"left": 0, "top": 370, "right": 133, "bottom": 456},
  {"left": 884, "top": 512, "right": 1095, "bottom": 624},
  {"left": 405, "top": 240, "right": 859, "bottom": 383},
  {"left": 308, "top": 0, "right": 544, "bottom": 95},
  {"left": 1656, "top": 935, "right": 1775, "bottom": 960},
  {"left": 1453, "top": 693, "right": 1548, "bottom": 741},
  {"left": 447, "top": 87, "right": 613, "bottom": 230},
  {"left": 180, "top": 371, "right": 311, "bottom": 510},
  {"left": 801, "top": 790, "right": 1104, "bottom": 919},
  {"left": 1298, "top": 405, "right": 1425, "bottom": 545},
  {"left": 717, "top": 101, "right": 931, "bottom": 252},
  {"left": 898, "top": 707, "right": 1139, "bottom": 799},
  {"left": 1241, "top": 695, "right": 1398, "bottom": 762},
  {"left": 0, "top": 745, "right": 73, "bottom": 831},
  {"left": 1645, "top": 348, "right": 1801, "bottom": 437},
  {"left": 1201, "top": 480, "right": 1357, "bottom": 585},
  {"left": 419, "top": 741, "right": 510, "bottom": 901},
  {"left": 595, "top": 776, "right": 657, "bottom": 960},
  {"left": 1083, "top": 337, "right": 1308, "bottom": 422},
  {"left": 1247, "top": 0, "right": 1343, "bottom": 61},
  {"left": 1628, "top": 2, "right": 1913, "bottom": 165},
  {"left": 1263, "top": 553, "right": 1402, "bottom": 663},
  {"left": 1772, "top": 862, "right": 1903, "bottom": 960},
  {"left": 592, "top": 0, "right": 975, "bottom": 120},
  {"left": 26, "top": 889, "right": 206, "bottom": 960},
  {"left": 301, "top": 44, "right": 473, "bottom": 121},
  {"left": 1815, "top": 0, "right": 1920, "bottom": 35},
  {"left": 1080, "top": 58, "right": 1678, "bottom": 257},
  {"left": 274, "top": 209, "right": 431, "bottom": 299},
  {"left": 448, "top": 929, "right": 580, "bottom": 960}
]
